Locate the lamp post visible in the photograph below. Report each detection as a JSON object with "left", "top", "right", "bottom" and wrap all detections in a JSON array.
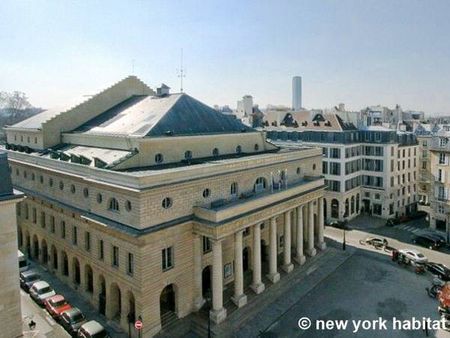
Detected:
[
  {"left": 205, "top": 291, "right": 212, "bottom": 338},
  {"left": 342, "top": 211, "right": 349, "bottom": 251}
]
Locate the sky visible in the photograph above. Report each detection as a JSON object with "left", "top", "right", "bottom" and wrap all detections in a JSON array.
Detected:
[{"left": 1, "top": 0, "right": 450, "bottom": 114}]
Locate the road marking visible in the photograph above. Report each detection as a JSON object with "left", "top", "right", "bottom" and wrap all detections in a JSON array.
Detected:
[
  {"left": 306, "top": 266, "right": 317, "bottom": 275},
  {"left": 45, "top": 315, "right": 56, "bottom": 326}
]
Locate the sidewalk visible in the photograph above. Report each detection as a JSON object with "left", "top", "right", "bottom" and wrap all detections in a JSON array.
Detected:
[
  {"left": 155, "top": 241, "right": 354, "bottom": 338},
  {"left": 27, "top": 260, "right": 128, "bottom": 338}
]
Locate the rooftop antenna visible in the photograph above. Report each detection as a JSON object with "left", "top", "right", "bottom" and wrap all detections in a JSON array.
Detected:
[{"left": 177, "top": 49, "right": 186, "bottom": 92}]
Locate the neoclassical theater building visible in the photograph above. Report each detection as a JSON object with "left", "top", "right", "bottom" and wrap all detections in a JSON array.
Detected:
[{"left": 3, "top": 76, "right": 326, "bottom": 336}]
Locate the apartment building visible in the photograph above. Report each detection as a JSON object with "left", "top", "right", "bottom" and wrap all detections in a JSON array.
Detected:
[
  {"left": 3, "top": 76, "right": 327, "bottom": 336},
  {"left": 263, "top": 112, "right": 419, "bottom": 222},
  {"left": 428, "top": 126, "right": 450, "bottom": 241}
]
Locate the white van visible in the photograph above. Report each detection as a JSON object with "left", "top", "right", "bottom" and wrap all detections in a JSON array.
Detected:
[{"left": 18, "top": 250, "right": 28, "bottom": 272}]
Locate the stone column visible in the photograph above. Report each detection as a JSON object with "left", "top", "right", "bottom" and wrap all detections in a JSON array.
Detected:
[
  {"left": 210, "top": 240, "right": 227, "bottom": 324},
  {"left": 251, "top": 224, "right": 265, "bottom": 294},
  {"left": 232, "top": 230, "right": 247, "bottom": 307},
  {"left": 317, "top": 197, "right": 327, "bottom": 250},
  {"left": 294, "top": 205, "right": 306, "bottom": 265},
  {"left": 306, "top": 201, "right": 317, "bottom": 257},
  {"left": 282, "top": 210, "right": 294, "bottom": 273},
  {"left": 267, "top": 217, "right": 280, "bottom": 283},
  {"left": 193, "top": 235, "right": 205, "bottom": 310}
]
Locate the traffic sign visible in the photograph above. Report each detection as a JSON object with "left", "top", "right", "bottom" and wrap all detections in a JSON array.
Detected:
[{"left": 135, "top": 320, "right": 143, "bottom": 330}]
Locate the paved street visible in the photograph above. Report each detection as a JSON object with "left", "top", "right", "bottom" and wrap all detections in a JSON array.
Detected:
[
  {"left": 21, "top": 287, "right": 70, "bottom": 338},
  {"left": 21, "top": 261, "right": 128, "bottom": 338},
  {"left": 258, "top": 216, "right": 450, "bottom": 338}
]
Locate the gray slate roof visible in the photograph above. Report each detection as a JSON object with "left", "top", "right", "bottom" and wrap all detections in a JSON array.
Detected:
[{"left": 74, "top": 93, "right": 254, "bottom": 137}]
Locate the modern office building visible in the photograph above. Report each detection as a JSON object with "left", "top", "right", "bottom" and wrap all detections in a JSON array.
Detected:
[
  {"left": 292, "top": 76, "right": 302, "bottom": 111},
  {"left": 0, "top": 152, "right": 24, "bottom": 338},
  {"left": 263, "top": 111, "right": 419, "bottom": 222},
  {"left": 3, "top": 76, "right": 326, "bottom": 336}
]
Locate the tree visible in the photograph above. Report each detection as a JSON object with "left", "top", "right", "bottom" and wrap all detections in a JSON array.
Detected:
[{"left": 0, "top": 91, "right": 32, "bottom": 118}]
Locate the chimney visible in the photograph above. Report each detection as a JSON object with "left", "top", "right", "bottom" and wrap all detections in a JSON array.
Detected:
[{"left": 156, "top": 83, "right": 170, "bottom": 97}]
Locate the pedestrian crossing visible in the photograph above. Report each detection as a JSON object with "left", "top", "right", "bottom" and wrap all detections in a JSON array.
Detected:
[{"left": 395, "top": 224, "right": 424, "bottom": 234}]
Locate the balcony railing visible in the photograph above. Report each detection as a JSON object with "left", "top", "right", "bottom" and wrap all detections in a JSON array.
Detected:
[{"left": 194, "top": 177, "right": 324, "bottom": 224}]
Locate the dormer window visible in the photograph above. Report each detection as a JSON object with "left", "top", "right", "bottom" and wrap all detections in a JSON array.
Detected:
[
  {"left": 109, "top": 198, "right": 120, "bottom": 212},
  {"left": 254, "top": 177, "right": 267, "bottom": 193}
]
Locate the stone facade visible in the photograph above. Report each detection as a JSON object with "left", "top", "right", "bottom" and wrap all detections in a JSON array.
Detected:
[
  {"left": 3, "top": 77, "right": 327, "bottom": 337},
  {"left": 0, "top": 152, "right": 25, "bottom": 338}
]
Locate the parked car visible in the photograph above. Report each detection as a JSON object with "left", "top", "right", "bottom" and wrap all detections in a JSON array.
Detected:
[
  {"left": 30, "top": 281, "right": 56, "bottom": 306},
  {"left": 409, "top": 211, "right": 427, "bottom": 220},
  {"left": 61, "top": 307, "right": 87, "bottom": 336},
  {"left": 412, "top": 234, "right": 442, "bottom": 250},
  {"left": 44, "top": 295, "right": 72, "bottom": 320},
  {"left": 360, "top": 236, "right": 388, "bottom": 248},
  {"left": 18, "top": 250, "right": 28, "bottom": 272},
  {"left": 328, "top": 221, "right": 351, "bottom": 230},
  {"left": 425, "top": 262, "right": 450, "bottom": 281},
  {"left": 418, "top": 230, "right": 447, "bottom": 246},
  {"left": 398, "top": 249, "right": 428, "bottom": 264},
  {"left": 78, "top": 320, "right": 110, "bottom": 338},
  {"left": 20, "top": 270, "right": 40, "bottom": 292},
  {"left": 386, "top": 218, "right": 401, "bottom": 227}
]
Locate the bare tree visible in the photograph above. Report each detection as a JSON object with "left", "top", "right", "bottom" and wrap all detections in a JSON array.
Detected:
[{"left": 0, "top": 91, "right": 32, "bottom": 118}]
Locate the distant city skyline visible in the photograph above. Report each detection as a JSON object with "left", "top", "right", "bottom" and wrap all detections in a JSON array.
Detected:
[{"left": 1, "top": 0, "right": 450, "bottom": 114}]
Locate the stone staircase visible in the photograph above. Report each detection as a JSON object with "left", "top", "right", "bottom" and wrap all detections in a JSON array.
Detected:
[{"left": 161, "top": 311, "right": 178, "bottom": 329}]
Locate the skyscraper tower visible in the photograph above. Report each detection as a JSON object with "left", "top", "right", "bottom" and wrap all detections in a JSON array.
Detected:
[{"left": 292, "top": 76, "right": 302, "bottom": 111}]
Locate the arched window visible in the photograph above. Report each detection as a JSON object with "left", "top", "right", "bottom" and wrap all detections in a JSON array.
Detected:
[
  {"left": 155, "top": 153, "right": 164, "bottom": 163},
  {"left": 344, "top": 198, "right": 349, "bottom": 217},
  {"left": 331, "top": 199, "right": 339, "bottom": 218},
  {"left": 351, "top": 196, "right": 355, "bottom": 214},
  {"left": 230, "top": 182, "right": 238, "bottom": 196},
  {"left": 83, "top": 188, "right": 89, "bottom": 198},
  {"left": 254, "top": 177, "right": 267, "bottom": 193},
  {"left": 254, "top": 144, "right": 259, "bottom": 151},
  {"left": 97, "top": 193, "right": 103, "bottom": 204},
  {"left": 125, "top": 200, "right": 132, "bottom": 211},
  {"left": 356, "top": 193, "right": 360, "bottom": 212},
  {"left": 212, "top": 148, "right": 219, "bottom": 157},
  {"left": 184, "top": 150, "right": 192, "bottom": 160},
  {"left": 236, "top": 145, "right": 242, "bottom": 154},
  {"left": 109, "top": 198, "right": 120, "bottom": 212}
]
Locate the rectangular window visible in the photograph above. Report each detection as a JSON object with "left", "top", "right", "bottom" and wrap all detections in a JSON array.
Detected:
[
  {"left": 322, "top": 161, "right": 328, "bottom": 174},
  {"left": 438, "top": 169, "right": 444, "bottom": 182},
  {"left": 330, "top": 148, "right": 340, "bottom": 159},
  {"left": 98, "top": 240, "right": 104, "bottom": 260},
  {"left": 32, "top": 208, "right": 37, "bottom": 224},
  {"left": 127, "top": 253, "right": 134, "bottom": 276},
  {"left": 85, "top": 231, "right": 91, "bottom": 251},
  {"left": 40, "top": 211, "right": 46, "bottom": 228},
  {"left": 72, "top": 225, "right": 78, "bottom": 245},
  {"left": 162, "top": 247, "right": 174, "bottom": 271},
  {"left": 330, "top": 162, "right": 340, "bottom": 175},
  {"left": 25, "top": 204, "right": 29, "bottom": 219},
  {"left": 50, "top": 216, "right": 55, "bottom": 233},
  {"left": 439, "top": 153, "right": 446, "bottom": 164},
  {"left": 112, "top": 245, "right": 119, "bottom": 267},
  {"left": 61, "top": 221, "right": 66, "bottom": 239},
  {"left": 17, "top": 204, "right": 21, "bottom": 217},
  {"left": 202, "top": 236, "right": 212, "bottom": 254}
]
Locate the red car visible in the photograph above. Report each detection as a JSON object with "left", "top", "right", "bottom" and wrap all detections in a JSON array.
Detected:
[{"left": 44, "top": 295, "right": 72, "bottom": 320}]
